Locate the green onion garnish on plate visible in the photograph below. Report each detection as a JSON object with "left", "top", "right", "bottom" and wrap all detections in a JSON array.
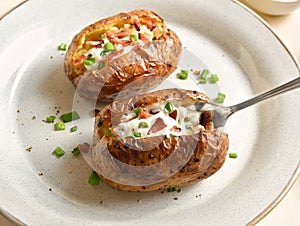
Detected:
[
  {"left": 55, "top": 121, "right": 65, "bottom": 131},
  {"left": 88, "top": 171, "right": 101, "bottom": 185},
  {"left": 53, "top": 146, "right": 65, "bottom": 157},
  {"left": 46, "top": 115, "right": 56, "bottom": 123},
  {"left": 61, "top": 111, "right": 80, "bottom": 123}
]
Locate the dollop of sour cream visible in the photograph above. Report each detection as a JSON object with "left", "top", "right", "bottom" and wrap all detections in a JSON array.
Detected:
[{"left": 115, "top": 103, "right": 204, "bottom": 139}]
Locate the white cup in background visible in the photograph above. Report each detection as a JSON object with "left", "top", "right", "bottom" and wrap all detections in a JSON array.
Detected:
[{"left": 244, "top": 0, "right": 300, "bottom": 15}]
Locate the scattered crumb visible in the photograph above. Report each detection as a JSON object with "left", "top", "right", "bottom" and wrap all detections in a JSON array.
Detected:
[
  {"left": 60, "top": 91, "right": 62, "bottom": 94},
  {"left": 177, "top": 188, "right": 182, "bottom": 193},
  {"left": 69, "top": 170, "right": 73, "bottom": 174},
  {"left": 49, "top": 188, "right": 52, "bottom": 191},
  {"left": 50, "top": 56, "right": 53, "bottom": 59},
  {"left": 195, "top": 194, "right": 202, "bottom": 198},
  {"left": 99, "top": 201, "right": 103, "bottom": 204},
  {"left": 38, "top": 172, "right": 43, "bottom": 176},
  {"left": 12, "top": 132, "right": 15, "bottom": 134},
  {"left": 137, "top": 199, "right": 142, "bottom": 203},
  {"left": 173, "top": 197, "right": 178, "bottom": 200},
  {"left": 26, "top": 146, "right": 32, "bottom": 152},
  {"left": 193, "top": 70, "right": 200, "bottom": 76},
  {"left": 32, "top": 116, "right": 36, "bottom": 120},
  {"left": 17, "top": 109, "right": 20, "bottom": 113},
  {"left": 161, "top": 191, "right": 164, "bottom": 194}
]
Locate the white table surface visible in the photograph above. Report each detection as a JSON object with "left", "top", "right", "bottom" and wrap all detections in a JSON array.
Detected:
[{"left": 0, "top": 0, "right": 299, "bottom": 225}]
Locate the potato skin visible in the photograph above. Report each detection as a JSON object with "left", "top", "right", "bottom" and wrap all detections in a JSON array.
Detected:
[
  {"left": 91, "top": 89, "right": 229, "bottom": 192},
  {"left": 64, "top": 10, "right": 182, "bottom": 102}
]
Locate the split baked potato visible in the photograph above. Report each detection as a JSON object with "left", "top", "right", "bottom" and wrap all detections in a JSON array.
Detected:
[
  {"left": 64, "top": 10, "right": 182, "bottom": 102},
  {"left": 90, "top": 89, "right": 229, "bottom": 192}
]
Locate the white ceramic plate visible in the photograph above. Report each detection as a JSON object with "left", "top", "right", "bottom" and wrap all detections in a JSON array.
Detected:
[{"left": 0, "top": 0, "right": 299, "bottom": 225}]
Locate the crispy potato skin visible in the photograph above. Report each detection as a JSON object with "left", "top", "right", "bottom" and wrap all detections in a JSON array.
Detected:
[
  {"left": 91, "top": 89, "right": 229, "bottom": 192},
  {"left": 64, "top": 10, "right": 182, "bottom": 102}
]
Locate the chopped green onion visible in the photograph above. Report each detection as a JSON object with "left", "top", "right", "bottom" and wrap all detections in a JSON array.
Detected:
[
  {"left": 134, "top": 107, "right": 141, "bottom": 116},
  {"left": 55, "top": 121, "right": 65, "bottom": 131},
  {"left": 229, "top": 153, "right": 238, "bottom": 158},
  {"left": 61, "top": 111, "right": 80, "bottom": 123},
  {"left": 158, "top": 25, "right": 163, "bottom": 34},
  {"left": 97, "top": 61, "right": 105, "bottom": 69},
  {"left": 199, "top": 79, "right": 207, "bottom": 84},
  {"left": 177, "top": 69, "right": 188, "bottom": 80},
  {"left": 104, "top": 42, "right": 115, "bottom": 52},
  {"left": 58, "top": 43, "right": 67, "bottom": 51},
  {"left": 209, "top": 74, "right": 219, "bottom": 83},
  {"left": 138, "top": 122, "right": 149, "bottom": 128},
  {"left": 200, "top": 69, "right": 209, "bottom": 80},
  {"left": 100, "top": 51, "right": 107, "bottom": 57},
  {"left": 100, "top": 42, "right": 115, "bottom": 56},
  {"left": 99, "top": 33, "right": 105, "bottom": 39},
  {"left": 53, "top": 146, "right": 65, "bottom": 157},
  {"left": 70, "top": 126, "right": 78, "bottom": 132},
  {"left": 46, "top": 115, "right": 56, "bottom": 123},
  {"left": 130, "top": 34, "right": 138, "bottom": 42},
  {"left": 72, "top": 146, "right": 80, "bottom": 156},
  {"left": 83, "top": 57, "right": 96, "bottom": 66},
  {"left": 165, "top": 102, "right": 173, "bottom": 113},
  {"left": 185, "top": 125, "right": 193, "bottom": 130},
  {"left": 88, "top": 171, "right": 101, "bottom": 185},
  {"left": 133, "top": 131, "right": 142, "bottom": 138},
  {"left": 216, "top": 92, "right": 226, "bottom": 103},
  {"left": 125, "top": 136, "right": 134, "bottom": 139},
  {"left": 167, "top": 187, "right": 177, "bottom": 192}
]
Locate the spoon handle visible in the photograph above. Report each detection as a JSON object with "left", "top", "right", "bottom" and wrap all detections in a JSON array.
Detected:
[{"left": 231, "top": 76, "right": 300, "bottom": 113}]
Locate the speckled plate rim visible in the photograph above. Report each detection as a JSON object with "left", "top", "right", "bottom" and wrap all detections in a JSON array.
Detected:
[
  {"left": 0, "top": 0, "right": 299, "bottom": 225},
  {"left": 228, "top": 2, "right": 300, "bottom": 225}
]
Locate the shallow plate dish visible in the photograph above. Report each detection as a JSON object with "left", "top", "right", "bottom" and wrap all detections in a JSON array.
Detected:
[{"left": 0, "top": 0, "right": 299, "bottom": 225}]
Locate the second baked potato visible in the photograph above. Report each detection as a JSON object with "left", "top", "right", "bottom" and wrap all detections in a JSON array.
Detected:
[{"left": 64, "top": 10, "right": 182, "bottom": 102}]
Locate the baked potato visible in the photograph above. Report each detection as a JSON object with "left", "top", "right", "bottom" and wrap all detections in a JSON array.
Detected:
[
  {"left": 90, "top": 89, "right": 229, "bottom": 192},
  {"left": 64, "top": 10, "right": 182, "bottom": 102}
]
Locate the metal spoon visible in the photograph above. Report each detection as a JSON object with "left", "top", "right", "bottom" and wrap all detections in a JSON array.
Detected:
[{"left": 194, "top": 76, "right": 300, "bottom": 128}]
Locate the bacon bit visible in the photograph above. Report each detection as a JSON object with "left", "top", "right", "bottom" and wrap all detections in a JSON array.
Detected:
[
  {"left": 138, "top": 33, "right": 152, "bottom": 42},
  {"left": 147, "top": 117, "right": 167, "bottom": 134},
  {"left": 170, "top": 126, "right": 181, "bottom": 133},
  {"left": 152, "top": 27, "right": 161, "bottom": 39},
  {"left": 168, "top": 110, "right": 178, "bottom": 120},
  {"left": 143, "top": 19, "right": 156, "bottom": 30},
  {"left": 74, "top": 55, "right": 88, "bottom": 65},
  {"left": 78, "top": 143, "right": 90, "bottom": 153},
  {"left": 106, "top": 30, "right": 131, "bottom": 45},
  {"left": 139, "top": 108, "right": 152, "bottom": 119},
  {"left": 116, "top": 31, "right": 129, "bottom": 39}
]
